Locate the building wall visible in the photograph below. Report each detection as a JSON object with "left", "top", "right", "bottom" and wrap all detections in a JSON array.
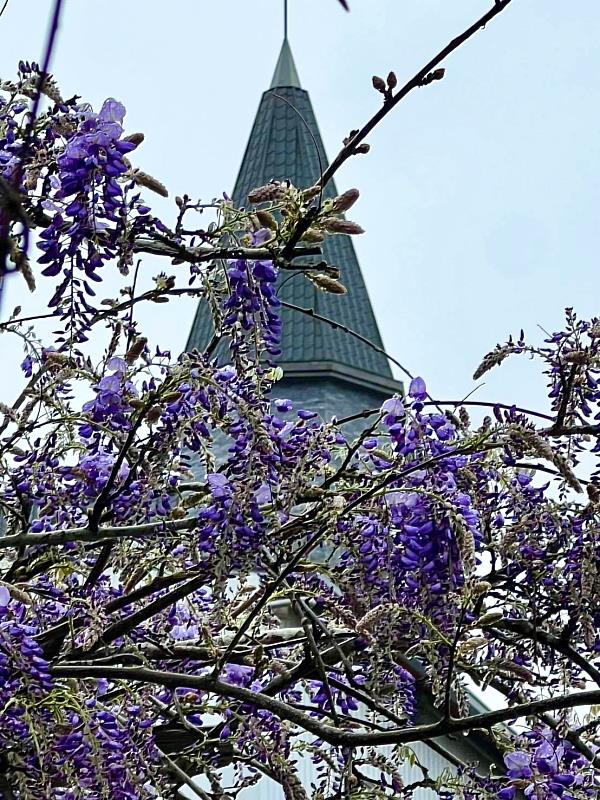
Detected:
[{"left": 273, "top": 376, "right": 393, "bottom": 439}]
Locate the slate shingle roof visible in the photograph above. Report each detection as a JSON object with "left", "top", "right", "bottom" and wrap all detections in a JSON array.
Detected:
[{"left": 187, "top": 40, "right": 397, "bottom": 391}]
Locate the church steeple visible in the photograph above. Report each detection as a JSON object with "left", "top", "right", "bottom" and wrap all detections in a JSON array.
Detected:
[
  {"left": 270, "top": 38, "right": 301, "bottom": 89},
  {"left": 187, "top": 34, "right": 400, "bottom": 402}
]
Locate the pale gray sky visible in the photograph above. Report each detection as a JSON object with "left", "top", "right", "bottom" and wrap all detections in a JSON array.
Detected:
[{"left": 1, "top": 1, "right": 599, "bottom": 417}]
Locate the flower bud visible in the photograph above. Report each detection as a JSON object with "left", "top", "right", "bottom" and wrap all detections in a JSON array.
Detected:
[
  {"left": 123, "top": 132, "right": 145, "bottom": 147},
  {"left": 248, "top": 182, "right": 285, "bottom": 204},
  {"left": 476, "top": 609, "right": 504, "bottom": 627},
  {"left": 256, "top": 210, "right": 277, "bottom": 230},
  {"left": 302, "top": 184, "right": 321, "bottom": 201},
  {"left": 372, "top": 75, "right": 386, "bottom": 93},
  {"left": 331, "top": 188, "right": 359, "bottom": 213},
  {"left": 309, "top": 274, "right": 347, "bottom": 295},
  {"left": 146, "top": 406, "right": 162, "bottom": 424},
  {"left": 133, "top": 170, "right": 168, "bottom": 197},
  {"left": 322, "top": 218, "right": 364, "bottom": 235},
  {"left": 301, "top": 228, "right": 326, "bottom": 243},
  {"left": 125, "top": 336, "right": 148, "bottom": 364}
]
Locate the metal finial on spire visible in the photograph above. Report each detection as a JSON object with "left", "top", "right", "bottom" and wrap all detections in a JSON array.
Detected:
[{"left": 270, "top": 0, "right": 300, "bottom": 88}]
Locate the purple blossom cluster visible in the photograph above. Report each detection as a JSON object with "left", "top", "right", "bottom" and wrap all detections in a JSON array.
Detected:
[
  {"left": 498, "top": 729, "right": 594, "bottom": 799},
  {"left": 222, "top": 229, "right": 282, "bottom": 358},
  {"left": 4, "top": 63, "right": 600, "bottom": 800},
  {"left": 0, "top": 592, "right": 163, "bottom": 798}
]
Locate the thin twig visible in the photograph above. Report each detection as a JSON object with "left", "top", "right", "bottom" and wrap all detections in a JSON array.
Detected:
[{"left": 282, "top": 0, "right": 514, "bottom": 255}]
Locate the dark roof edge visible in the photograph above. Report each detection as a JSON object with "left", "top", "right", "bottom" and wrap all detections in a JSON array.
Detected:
[{"left": 278, "top": 361, "right": 403, "bottom": 396}]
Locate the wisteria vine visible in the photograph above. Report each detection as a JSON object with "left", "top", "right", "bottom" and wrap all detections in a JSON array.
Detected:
[{"left": 2, "top": 6, "right": 600, "bottom": 798}]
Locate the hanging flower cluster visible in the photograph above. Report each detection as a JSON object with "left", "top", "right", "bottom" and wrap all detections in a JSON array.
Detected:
[{"left": 2, "top": 61, "right": 600, "bottom": 800}]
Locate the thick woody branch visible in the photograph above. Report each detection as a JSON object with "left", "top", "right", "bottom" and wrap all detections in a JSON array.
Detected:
[
  {"left": 50, "top": 663, "right": 600, "bottom": 748},
  {"left": 0, "top": 515, "right": 197, "bottom": 550},
  {"left": 491, "top": 618, "right": 600, "bottom": 687},
  {"left": 133, "top": 236, "right": 320, "bottom": 265}
]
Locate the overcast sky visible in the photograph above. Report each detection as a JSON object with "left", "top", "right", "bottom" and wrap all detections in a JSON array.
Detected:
[{"left": 1, "top": 0, "right": 599, "bottom": 417}]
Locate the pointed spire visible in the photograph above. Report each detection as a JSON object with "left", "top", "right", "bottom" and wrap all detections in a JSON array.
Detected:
[
  {"left": 270, "top": 38, "right": 301, "bottom": 89},
  {"left": 186, "top": 17, "right": 399, "bottom": 395}
]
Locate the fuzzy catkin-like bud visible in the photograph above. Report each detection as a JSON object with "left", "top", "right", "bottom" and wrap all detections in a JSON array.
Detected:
[
  {"left": 322, "top": 218, "right": 364, "bottom": 235},
  {"left": 37, "top": 74, "right": 64, "bottom": 104},
  {"left": 133, "top": 170, "right": 168, "bottom": 197},
  {"left": 331, "top": 188, "right": 359, "bottom": 213},
  {"left": 123, "top": 132, "right": 145, "bottom": 147},
  {"left": 302, "top": 184, "right": 321, "bottom": 201},
  {"left": 247, "top": 182, "right": 285, "bottom": 204},
  {"left": 473, "top": 344, "right": 516, "bottom": 380},
  {"left": 0, "top": 403, "right": 19, "bottom": 422},
  {"left": 20, "top": 262, "right": 36, "bottom": 292},
  {"left": 319, "top": 264, "right": 341, "bottom": 279},
  {"left": 125, "top": 336, "right": 147, "bottom": 364},
  {"left": 301, "top": 228, "right": 325, "bottom": 243},
  {"left": 309, "top": 274, "right": 347, "bottom": 295},
  {"left": 476, "top": 609, "right": 504, "bottom": 627},
  {"left": 387, "top": 71, "right": 397, "bottom": 90},
  {"left": 562, "top": 349, "right": 587, "bottom": 365},
  {"left": 9, "top": 239, "right": 35, "bottom": 292},
  {"left": 170, "top": 505, "right": 187, "bottom": 519},
  {"left": 256, "top": 210, "right": 277, "bottom": 230}
]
